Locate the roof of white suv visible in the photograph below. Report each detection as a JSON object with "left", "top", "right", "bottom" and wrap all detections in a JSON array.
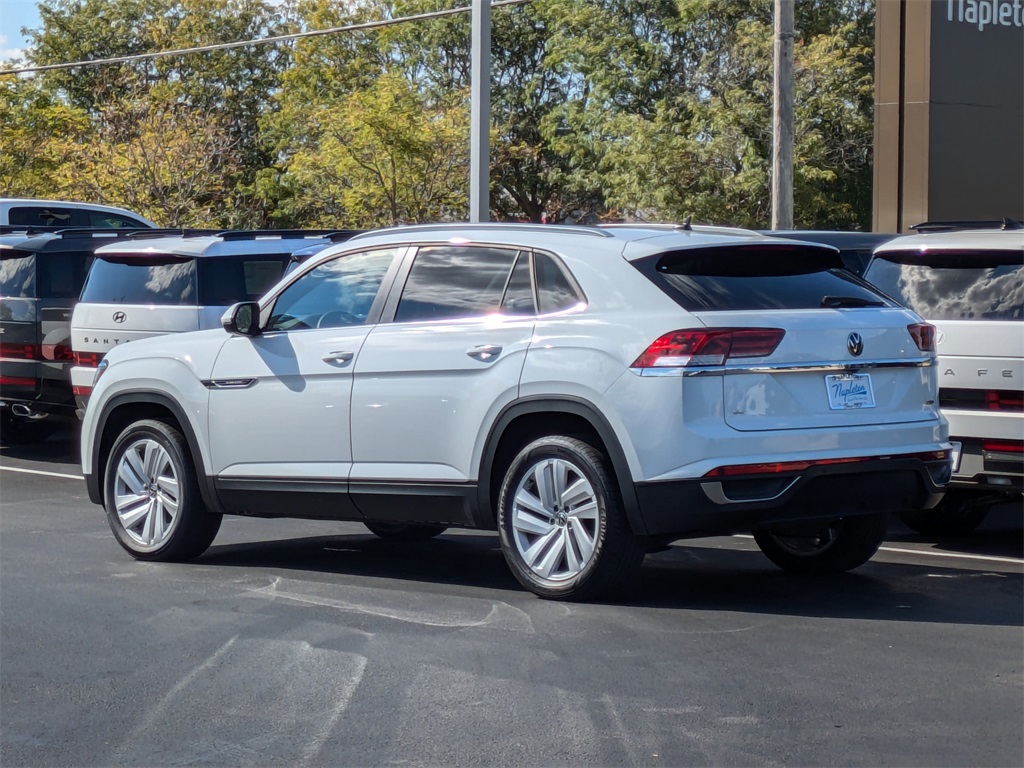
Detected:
[
  {"left": 335, "top": 222, "right": 811, "bottom": 262},
  {"left": 874, "top": 229, "right": 1024, "bottom": 254}
]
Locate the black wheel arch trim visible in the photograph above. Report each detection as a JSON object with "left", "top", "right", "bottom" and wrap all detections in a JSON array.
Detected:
[
  {"left": 477, "top": 396, "right": 646, "bottom": 534},
  {"left": 85, "top": 390, "right": 224, "bottom": 514}
]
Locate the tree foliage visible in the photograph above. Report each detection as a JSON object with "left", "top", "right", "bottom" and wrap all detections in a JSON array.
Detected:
[{"left": 1, "top": 0, "right": 877, "bottom": 229}]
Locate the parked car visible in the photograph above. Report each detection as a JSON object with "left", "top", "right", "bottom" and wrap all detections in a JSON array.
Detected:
[
  {"left": 0, "top": 228, "right": 156, "bottom": 441},
  {"left": 761, "top": 230, "right": 899, "bottom": 275},
  {"left": 70, "top": 230, "right": 359, "bottom": 414},
  {"left": 0, "top": 199, "right": 156, "bottom": 229},
  {"left": 865, "top": 223, "right": 1023, "bottom": 534},
  {"left": 80, "top": 223, "right": 951, "bottom": 599}
]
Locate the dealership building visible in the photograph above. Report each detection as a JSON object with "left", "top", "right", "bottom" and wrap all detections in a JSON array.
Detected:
[{"left": 874, "top": 0, "right": 1024, "bottom": 231}]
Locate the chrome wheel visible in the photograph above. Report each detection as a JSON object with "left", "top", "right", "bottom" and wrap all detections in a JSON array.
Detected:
[
  {"left": 113, "top": 438, "right": 181, "bottom": 550},
  {"left": 511, "top": 457, "right": 600, "bottom": 583}
]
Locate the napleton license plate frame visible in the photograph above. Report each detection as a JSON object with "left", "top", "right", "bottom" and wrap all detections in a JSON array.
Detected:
[{"left": 824, "top": 372, "right": 877, "bottom": 410}]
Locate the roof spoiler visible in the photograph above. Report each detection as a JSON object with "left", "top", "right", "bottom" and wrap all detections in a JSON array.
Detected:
[{"left": 910, "top": 218, "right": 1024, "bottom": 233}]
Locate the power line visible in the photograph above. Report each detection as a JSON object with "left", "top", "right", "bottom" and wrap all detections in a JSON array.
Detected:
[{"left": 0, "top": 0, "right": 531, "bottom": 77}]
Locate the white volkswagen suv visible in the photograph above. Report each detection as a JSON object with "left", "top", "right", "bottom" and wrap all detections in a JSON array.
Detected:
[
  {"left": 866, "top": 225, "right": 1023, "bottom": 534},
  {"left": 80, "top": 223, "right": 951, "bottom": 599}
]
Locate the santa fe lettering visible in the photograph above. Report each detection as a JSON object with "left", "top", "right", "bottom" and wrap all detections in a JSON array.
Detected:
[{"left": 948, "top": 0, "right": 1024, "bottom": 31}]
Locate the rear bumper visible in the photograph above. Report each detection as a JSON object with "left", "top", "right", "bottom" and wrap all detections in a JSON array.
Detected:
[
  {"left": 950, "top": 438, "right": 1023, "bottom": 493},
  {"left": 0, "top": 360, "right": 76, "bottom": 419},
  {"left": 634, "top": 454, "right": 950, "bottom": 537}
]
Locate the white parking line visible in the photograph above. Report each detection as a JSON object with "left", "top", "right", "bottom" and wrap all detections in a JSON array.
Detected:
[
  {"left": 0, "top": 466, "right": 83, "bottom": 481},
  {"left": 734, "top": 534, "right": 1023, "bottom": 566}
]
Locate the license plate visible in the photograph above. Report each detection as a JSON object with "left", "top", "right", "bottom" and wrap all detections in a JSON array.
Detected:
[
  {"left": 950, "top": 441, "right": 962, "bottom": 472},
  {"left": 825, "top": 373, "right": 876, "bottom": 410}
]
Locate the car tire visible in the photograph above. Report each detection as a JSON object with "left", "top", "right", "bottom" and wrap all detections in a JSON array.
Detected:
[
  {"left": 364, "top": 522, "right": 447, "bottom": 540},
  {"left": 104, "top": 419, "right": 221, "bottom": 561},
  {"left": 899, "top": 491, "right": 991, "bottom": 536},
  {"left": 753, "top": 513, "right": 888, "bottom": 574},
  {"left": 496, "top": 436, "right": 645, "bottom": 600}
]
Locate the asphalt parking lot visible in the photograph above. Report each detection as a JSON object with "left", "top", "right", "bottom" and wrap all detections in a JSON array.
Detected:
[{"left": 2, "top": 428, "right": 1021, "bottom": 767}]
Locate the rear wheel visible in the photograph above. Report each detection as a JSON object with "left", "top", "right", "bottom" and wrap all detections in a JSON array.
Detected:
[
  {"left": 363, "top": 522, "right": 447, "bottom": 541},
  {"left": 104, "top": 419, "right": 221, "bottom": 561},
  {"left": 496, "top": 436, "right": 645, "bottom": 600},
  {"left": 753, "top": 513, "right": 888, "bottom": 574},
  {"left": 899, "top": 490, "right": 992, "bottom": 536}
]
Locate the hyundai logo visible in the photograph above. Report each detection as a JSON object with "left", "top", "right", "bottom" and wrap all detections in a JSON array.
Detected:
[
  {"left": 847, "top": 332, "right": 864, "bottom": 357},
  {"left": 112, "top": 311, "right": 127, "bottom": 324}
]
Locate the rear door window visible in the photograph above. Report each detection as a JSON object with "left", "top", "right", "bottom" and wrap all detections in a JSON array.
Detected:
[
  {"left": 199, "top": 256, "right": 290, "bottom": 305},
  {"left": 80, "top": 255, "right": 197, "bottom": 304},
  {"left": 634, "top": 244, "right": 895, "bottom": 312},
  {"left": 8, "top": 207, "right": 75, "bottom": 227},
  {"left": 864, "top": 250, "right": 1024, "bottom": 321},
  {"left": 395, "top": 245, "right": 519, "bottom": 322}
]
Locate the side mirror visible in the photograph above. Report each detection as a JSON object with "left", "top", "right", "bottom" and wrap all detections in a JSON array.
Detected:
[{"left": 222, "top": 301, "right": 262, "bottom": 337}]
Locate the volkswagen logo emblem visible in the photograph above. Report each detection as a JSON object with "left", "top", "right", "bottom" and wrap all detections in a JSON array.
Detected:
[
  {"left": 847, "top": 332, "right": 864, "bottom": 357},
  {"left": 112, "top": 311, "right": 127, "bottom": 324}
]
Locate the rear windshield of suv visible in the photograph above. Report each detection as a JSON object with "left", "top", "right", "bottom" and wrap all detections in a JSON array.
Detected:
[
  {"left": 81, "top": 254, "right": 290, "bottom": 305},
  {"left": 864, "top": 250, "right": 1024, "bottom": 321},
  {"left": 1, "top": 250, "right": 93, "bottom": 300},
  {"left": 634, "top": 244, "right": 896, "bottom": 312}
]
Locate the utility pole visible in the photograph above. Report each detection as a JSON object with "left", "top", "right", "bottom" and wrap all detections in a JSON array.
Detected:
[
  {"left": 469, "top": 0, "right": 491, "bottom": 223},
  {"left": 771, "top": 0, "right": 794, "bottom": 230}
]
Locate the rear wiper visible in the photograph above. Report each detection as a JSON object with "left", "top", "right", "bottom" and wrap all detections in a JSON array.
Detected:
[{"left": 820, "top": 295, "right": 886, "bottom": 308}]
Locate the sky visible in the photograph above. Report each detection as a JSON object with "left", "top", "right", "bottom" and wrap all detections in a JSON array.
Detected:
[{"left": 1, "top": 0, "right": 41, "bottom": 62}]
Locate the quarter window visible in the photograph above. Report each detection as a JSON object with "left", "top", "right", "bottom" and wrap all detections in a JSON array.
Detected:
[
  {"left": 395, "top": 246, "right": 519, "bottom": 322},
  {"left": 535, "top": 252, "right": 582, "bottom": 313},
  {"left": 8, "top": 207, "right": 75, "bottom": 227},
  {"left": 267, "top": 248, "right": 397, "bottom": 331}
]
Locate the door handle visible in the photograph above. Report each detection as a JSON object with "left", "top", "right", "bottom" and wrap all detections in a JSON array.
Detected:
[
  {"left": 466, "top": 344, "right": 502, "bottom": 362},
  {"left": 322, "top": 350, "right": 354, "bottom": 363}
]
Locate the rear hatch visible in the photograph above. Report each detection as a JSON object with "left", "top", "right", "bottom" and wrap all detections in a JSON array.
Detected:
[
  {"left": 632, "top": 242, "right": 937, "bottom": 431},
  {"left": 864, "top": 245, "right": 1024, "bottom": 435}
]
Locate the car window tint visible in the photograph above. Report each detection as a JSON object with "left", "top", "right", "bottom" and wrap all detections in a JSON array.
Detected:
[
  {"left": 37, "top": 253, "right": 92, "bottom": 299},
  {"left": 199, "top": 256, "right": 290, "bottom": 306},
  {"left": 636, "top": 245, "right": 893, "bottom": 311},
  {"left": 267, "top": 248, "right": 397, "bottom": 331},
  {"left": 0, "top": 251, "right": 36, "bottom": 299},
  {"left": 87, "top": 212, "right": 146, "bottom": 229},
  {"left": 535, "top": 253, "right": 581, "bottom": 313},
  {"left": 501, "top": 251, "right": 535, "bottom": 315},
  {"left": 80, "top": 256, "right": 197, "bottom": 304},
  {"left": 8, "top": 207, "right": 74, "bottom": 227},
  {"left": 865, "top": 253, "right": 1024, "bottom": 321},
  {"left": 395, "top": 246, "right": 519, "bottom": 322}
]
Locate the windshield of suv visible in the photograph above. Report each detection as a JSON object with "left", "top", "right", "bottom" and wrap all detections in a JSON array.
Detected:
[
  {"left": 635, "top": 244, "right": 895, "bottom": 312},
  {"left": 864, "top": 250, "right": 1024, "bottom": 321},
  {"left": 81, "top": 255, "right": 197, "bottom": 304}
]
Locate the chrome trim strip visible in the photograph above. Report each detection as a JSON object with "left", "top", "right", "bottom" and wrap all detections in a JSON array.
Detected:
[
  {"left": 202, "top": 378, "right": 257, "bottom": 389},
  {"left": 700, "top": 478, "right": 799, "bottom": 505},
  {"left": 630, "top": 357, "right": 935, "bottom": 377}
]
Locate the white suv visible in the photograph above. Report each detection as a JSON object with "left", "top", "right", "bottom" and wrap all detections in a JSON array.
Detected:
[
  {"left": 80, "top": 223, "right": 951, "bottom": 599},
  {"left": 70, "top": 230, "right": 357, "bottom": 414},
  {"left": 866, "top": 225, "right": 1023, "bottom": 534}
]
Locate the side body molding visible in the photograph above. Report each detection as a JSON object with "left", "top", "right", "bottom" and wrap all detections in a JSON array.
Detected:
[
  {"left": 476, "top": 396, "right": 646, "bottom": 535},
  {"left": 85, "top": 390, "right": 224, "bottom": 515}
]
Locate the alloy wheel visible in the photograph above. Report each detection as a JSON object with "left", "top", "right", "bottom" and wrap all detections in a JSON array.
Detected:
[{"left": 113, "top": 438, "right": 181, "bottom": 550}]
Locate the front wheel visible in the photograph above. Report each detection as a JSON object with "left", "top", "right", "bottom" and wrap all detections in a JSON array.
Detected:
[
  {"left": 364, "top": 522, "right": 447, "bottom": 541},
  {"left": 753, "top": 513, "right": 888, "bottom": 574},
  {"left": 104, "top": 419, "right": 221, "bottom": 561},
  {"left": 496, "top": 436, "right": 645, "bottom": 600}
]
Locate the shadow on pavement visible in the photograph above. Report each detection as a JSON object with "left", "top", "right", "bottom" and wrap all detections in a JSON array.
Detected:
[{"left": 197, "top": 530, "right": 1022, "bottom": 627}]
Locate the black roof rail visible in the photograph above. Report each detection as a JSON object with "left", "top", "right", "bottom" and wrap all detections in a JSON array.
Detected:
[
  {"left": 125, "top": 228, "right": 225, "bottom": 239},
  {"left": 910, "top": 218, "right": 1024, "bottom": 233},
  {"left": 0, "top": 224, "right": 66, "bottom": 235},
  {"left": 217, "top": 228, "right": 349, "bottom": 241}
]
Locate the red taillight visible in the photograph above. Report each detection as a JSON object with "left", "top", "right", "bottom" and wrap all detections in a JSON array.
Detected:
[
  {"left": 0, "top": 376, "right": 36, "bottom": 387},
  {"left": 72, "top": 385, "right": 92, "bottom": 397},
  {"left": 42, "top": 343, "right": 74, "bottom": 362},
  {"left": 631, "top": 328, "right": 785, "bottom": 369},
  {"left": 73, "top": 351, "right": 103, "bottom": 367},
  {"left": 703, "top": 449, "right": 951, "bottom": 478},
  {"left": 981, "top": 440, "right": 1024, "bottom": 454},
  {"left": 0, "top": 342, "right": 40, "bottom": 361},
  {"left": 986, "top": 391, "right": 1024, "bottom": 412},
  {"left": 908, "top": 323, "right": 936, "bottom": 352}
]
